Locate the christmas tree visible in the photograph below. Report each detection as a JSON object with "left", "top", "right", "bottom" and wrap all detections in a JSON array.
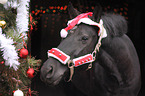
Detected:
[{"left": 0, "top": 0, "right": 41, "bottom": 96}]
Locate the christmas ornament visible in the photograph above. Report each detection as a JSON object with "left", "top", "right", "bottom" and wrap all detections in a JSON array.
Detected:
[
  {"left": 13, "top": 89, "right": 24, "bottom": 96},
  {"left": 0, "top": 20, "right": 6, "bottom": 29},
  {"left": 0, "top": 0, "right": 7, "bottom": 4},
  {"left": 26, "top": 68, "right": 35, "bottom": 78},
  {"left": 19, "top": 48, "right": 28, "bottom": 58},
  {"left": 0, "top": 61, "right": 4, "bottom": 64}
]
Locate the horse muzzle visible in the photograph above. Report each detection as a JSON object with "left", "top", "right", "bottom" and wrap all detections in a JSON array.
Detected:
[{"left": 40, "top": 58, "right": 68, "bottom": 85}]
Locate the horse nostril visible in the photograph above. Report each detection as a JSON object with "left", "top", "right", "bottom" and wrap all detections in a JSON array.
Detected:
[
  {"left": 47, "top": 66, "right": 53, "bottom": 72},
  {"left": 46, "top": 66, "right": 53, "bottom": 79}
]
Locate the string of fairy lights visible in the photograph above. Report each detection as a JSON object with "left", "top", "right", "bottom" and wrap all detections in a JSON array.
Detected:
[{"left": 31, "top": 3, "right": 128, "bottom": 31}]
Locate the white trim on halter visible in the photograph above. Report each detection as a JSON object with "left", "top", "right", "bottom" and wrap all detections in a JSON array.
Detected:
[{"left": 48, "top": 48, "right": 70, "bottom": 64}]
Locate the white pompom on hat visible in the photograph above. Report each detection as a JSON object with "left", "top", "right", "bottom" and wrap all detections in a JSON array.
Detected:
[{"left": 60, "top": 29, "right": 68, "bottom": 38}]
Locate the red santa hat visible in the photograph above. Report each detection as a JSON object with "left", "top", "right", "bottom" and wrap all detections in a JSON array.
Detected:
[{"left": 60, "top": 12, "right": 107, "bottom": 38}]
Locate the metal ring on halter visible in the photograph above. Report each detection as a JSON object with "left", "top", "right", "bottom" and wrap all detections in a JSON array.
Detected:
[
  {"left": 67, "top": 60, "right": 74, "bottom": 82},
  {"left": 92, "top": 50, "right": 97, "bottom": 61},
  {"left": 67, "top": 60, "right": 74, "bottom": 68}
]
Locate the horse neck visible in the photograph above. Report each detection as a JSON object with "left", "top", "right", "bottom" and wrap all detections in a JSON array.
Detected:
[{"left": 95, "top": 37, "right": 123, "bottom": 84}]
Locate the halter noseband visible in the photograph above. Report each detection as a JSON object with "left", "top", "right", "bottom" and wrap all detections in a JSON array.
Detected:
[
  {"left": 47, "top": 12, "right": 107, "bottom": 81},
  {"left": 48, "top": 48, "right": 94, "bottom": 67}
]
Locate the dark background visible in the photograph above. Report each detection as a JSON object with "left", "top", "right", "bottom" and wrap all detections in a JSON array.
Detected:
[{"left": 30, "top": 0, "right": 145, "bottom": 95}]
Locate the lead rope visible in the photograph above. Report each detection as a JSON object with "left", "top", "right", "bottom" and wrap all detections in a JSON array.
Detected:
[{"left": 67, "top": 25, "right": 105, "bottom": 81}]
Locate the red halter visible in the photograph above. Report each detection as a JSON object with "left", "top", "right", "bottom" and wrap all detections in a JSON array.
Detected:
[{"left": 48, "top": 48, "right": 94, "bottom": 67}]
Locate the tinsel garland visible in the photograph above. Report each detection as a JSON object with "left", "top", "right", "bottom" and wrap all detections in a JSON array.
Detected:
[
  {"left": 16, "top": 0, "right": 30, "bottom": 40},
  {"left": 0, "top": 27, "right": 19, "bottom": 70},
  {"left": 0, "top": 0, "right": 30, "bottom": 70},
  {"left": 4, "top": 0, "right": 30, "bottom": 39}
]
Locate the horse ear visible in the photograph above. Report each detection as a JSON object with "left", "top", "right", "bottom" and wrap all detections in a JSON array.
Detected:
[
  {"left": 92, "top": 5, "right": 102, "bottom": 22},
  {"left": 68, "top": 2, "right": 81, "bottom": 19}
]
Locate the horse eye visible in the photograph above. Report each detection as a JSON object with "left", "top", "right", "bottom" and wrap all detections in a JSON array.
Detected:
[{"left": 82, "top": 36, "right": 88, "bottom": 40}]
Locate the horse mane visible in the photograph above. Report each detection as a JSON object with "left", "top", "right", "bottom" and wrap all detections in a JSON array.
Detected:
[{"left": 101, "top": 13, "right": 127, "bottom": 37}]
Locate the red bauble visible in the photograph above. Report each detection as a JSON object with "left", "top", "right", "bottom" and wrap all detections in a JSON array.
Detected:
[
  {"left": 26, "top": 68, "right": 35, "bottom": 78},
  {"left": 19, "top": 48, "right": 28, "bottom": 58},
  {"left": 0, "top": 61, "right": 4, "bottom": 64}
]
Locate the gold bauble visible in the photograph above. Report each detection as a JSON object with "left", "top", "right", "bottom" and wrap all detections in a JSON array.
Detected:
[
  {"left": 0, "top": 20, "right": 6, "bottom": 26},
  {"left": 0, "top": 20, "right": 6, "bottom": 29}
]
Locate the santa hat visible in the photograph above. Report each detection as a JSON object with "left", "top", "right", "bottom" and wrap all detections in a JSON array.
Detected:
[{"left": 60, "top": 12, "right": 107, "bottom": 38}]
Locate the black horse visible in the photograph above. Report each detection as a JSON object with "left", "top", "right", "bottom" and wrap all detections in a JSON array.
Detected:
[{"left": 40, "top": 3, "right": 141, "bottom": 96}]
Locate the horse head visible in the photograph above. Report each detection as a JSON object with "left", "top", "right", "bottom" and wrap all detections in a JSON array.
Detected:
[{"left": 40, "top": 3, "right": 104, "bottom": 85}]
